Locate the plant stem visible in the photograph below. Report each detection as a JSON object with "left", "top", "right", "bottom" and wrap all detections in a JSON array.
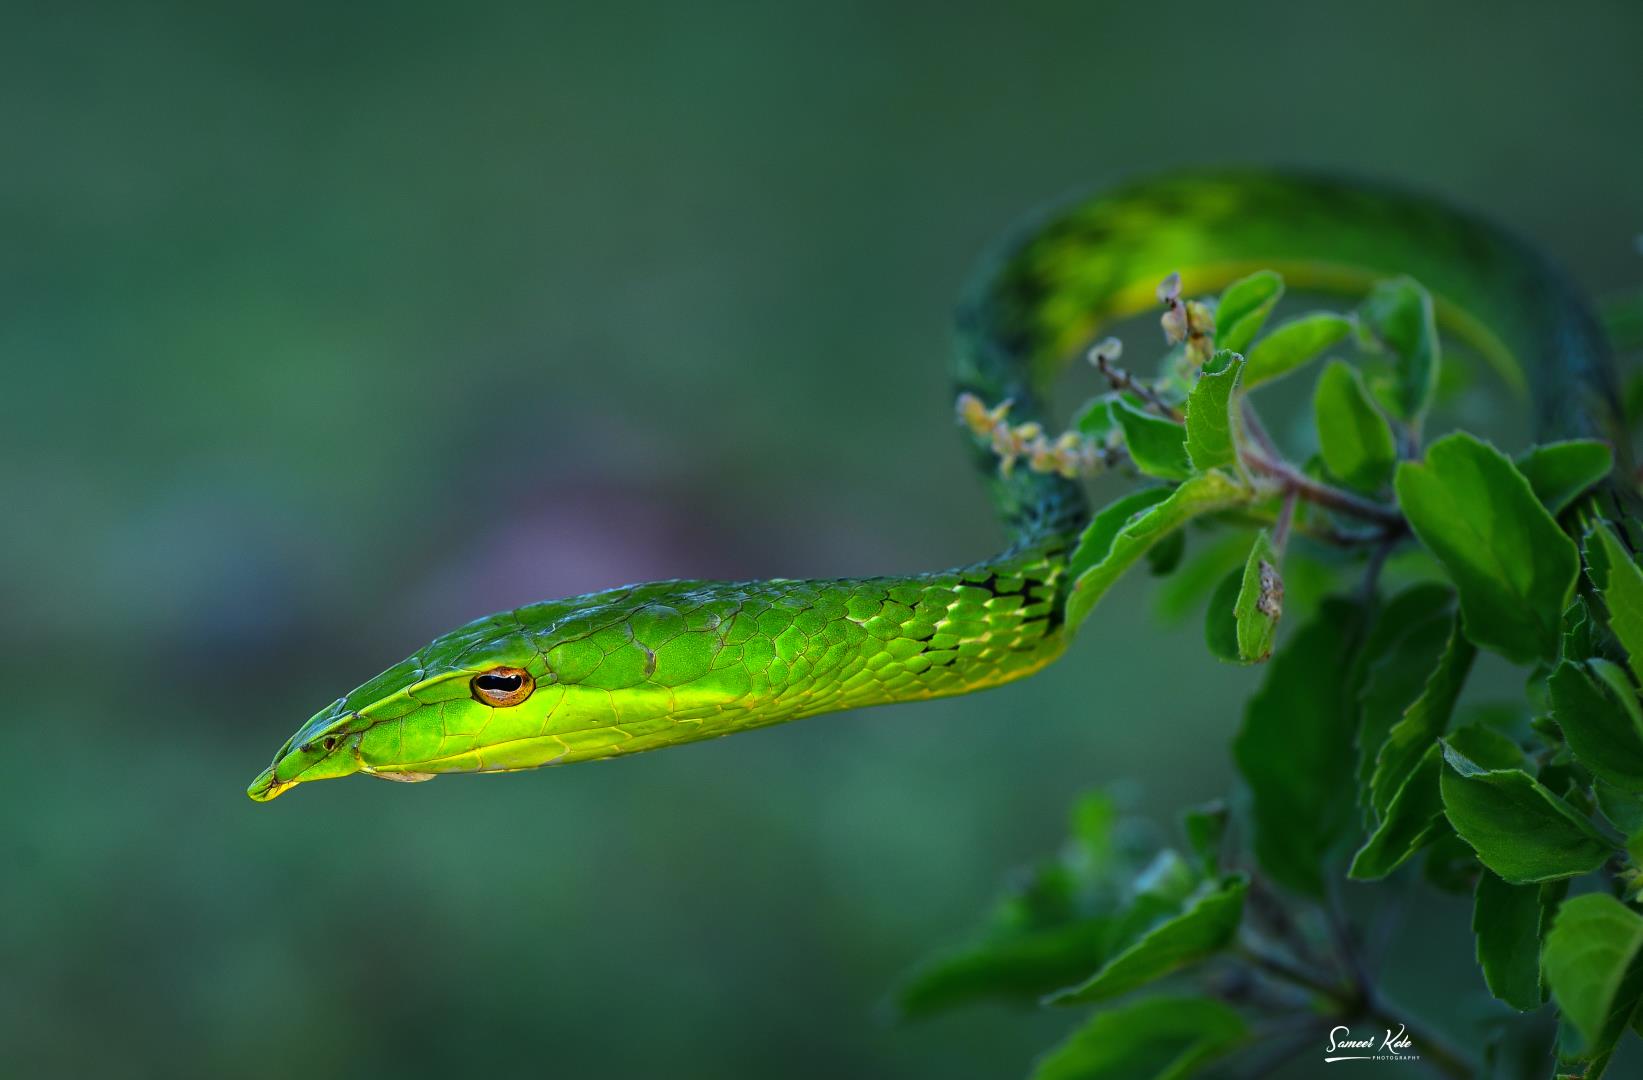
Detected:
[
  {"left": 1363, "top": 994, "right": 1476, "bottom": 1080},
  {"left": 1093, "top": 351, "right": 1183, "bottom": 421},
  {"left": 1237, "top": 398, "right": 1405, "bottom": 529},
  {"left": 1244, "top": 452, "right": 1405, "bottom": 529},
  {"left": 1239, "top": 399, "right": 1284, "bottom": 461},
  {"left": 1236, "top": 942, "right": 1352, "bottom": 1007},
  {"left": 1360, "top": 533, "right": 1397, "bottom": 606},
  {"left": 1238, "top": 944, "right": 1476, "bottom": 1080},
  {"left": 1272, "top": 489, "right": 1298, "bottom": 553}
]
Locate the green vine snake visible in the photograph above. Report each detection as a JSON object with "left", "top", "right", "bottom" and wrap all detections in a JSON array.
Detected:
[{"left": 249, "top": 170, "right": 1625, "bottom": 802}]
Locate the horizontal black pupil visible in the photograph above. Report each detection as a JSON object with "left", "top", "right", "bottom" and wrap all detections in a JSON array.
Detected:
[{"left": 478, "top": 673, "right": 522, "bottom": 691}]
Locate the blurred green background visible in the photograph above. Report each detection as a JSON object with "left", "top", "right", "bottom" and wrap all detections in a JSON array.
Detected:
[{"left": 5, "top": 2, "right": 1642, "bottom": 1076}]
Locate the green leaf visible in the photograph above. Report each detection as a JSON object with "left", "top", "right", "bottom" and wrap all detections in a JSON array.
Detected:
[
  {"left": 1066, "top": 472, "right": 1251, "bottom": 630},
  {"left": 1068, "top": 488, "right": 1174, "bottom": 583},
  {"left": 1352, "top": 584, "right": 1456, "bottom": 801},
  {"left": 1591, "top": 658, "right": 1643, "bottom": 729},
  {"left": 1422, "top": 831, "right": 1481, "bottom": 894},
  {"left": 1550, "top": 661, "right": 1643, "bottom": 792},
  {"left": 1115, "top": 399, "right": 1191, "bottom": 481},
  {"left": 1243, "top": 312, "right": 1354, "bottom": 389},
  {"left": 894, "top": 919, "right": 1117, "bottom": 1019},
  {"left": 1586, "top": 519, "right": 1643, "bottom": 686},
  {"left": 1154, "top": 530, "right": 1253, "bottom": 625},
  {"left": 1472, "top": 871, "right": 1562, "bottom": 1011},
  {"left": 1446, "top": 721, "right": 1529, "bottom": 770},
  {"left": 1542, "top": 894, "right": 1643, "bottom": 1061},
  {"left": 1183, "top": 349, "right": 1244, "bottom": 472},
  {"left": 1047, "top": 877, "right": 1248, "bottom": 1004},
  {"left": 1358, "top": 276, "right": 1439, "bottom": 421},
  {"left": 1555, "top": 1016, "right": 1619, "bottom": 1080},
  {"left": 1313, "top": 360, "right": 1397, "bottom": 493},
  {"left": 895, "top": 791, "right": 1137, "bottom": 1019},
  {"left": 1030, "top": 995, "right": 1250, "bottom": 1080},
  {"left": 1368, "top": 613, "right": 1476, "bottom": 816},
  {"left": 1597, "top": 780, "right": 1643, "bottom": 837},
  {"left": 1206, "top": 534, "right": 1284, "bottom": 666},
  {"left": 1439, "top": 742, "right": 1615, "bottom": 884},
  {"left": 1565, "top": 595, "right": 1596, "bottom": 660},
  {"left": 1146, "top": 529, "right": 1186, "bottom": 576},
  {"left": 1068, "top": 788, "right": 1120, "bottom": 866},
  {"left": 1348, "top": 744, "right": 1446, "bottom": 879},
  {"left": 1394, "top": 432, "right": 1579, "bottom": 664},
  {"left": 1074, "top": 395, "right": 1120, "bottom": 442},
  {"left": 1181, "top": 800, "right": 1228, "bottom": 878},
  {"left": 1233, "top": 530, "right": 1283, "bottom": 663},
  {"left": 1515, "top": 440, "right": 1614, "bottom": 516},
  {"left": 1357, "top": 610, "right": 1454, "bottom": 811},
  {"left": 1215, "top": 270, "right": 1284, "bottom": 355},
  {"left": 1234, "top": 598, "right": 1367, "bottom": 896},
  {"left": 1203, "top": 568, "right": 1242, "bottom": 663}
]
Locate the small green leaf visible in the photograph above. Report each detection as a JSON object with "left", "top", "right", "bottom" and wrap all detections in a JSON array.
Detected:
[
  {"left": 1358, "top": 276, "right": 1439, "bottom": 421},
  {"left": 1358, "top": 613, "right": 1453, "bottom": 810},
  {"left": 1439, "top": 742, "right": 1615, "bottom": 884},
  {"left": 1206, "top": 535, "right": 1284, "bottom": 666},
  {"left": 1154, "top": 530, "right": 1253, "bottom": 626},
  {"left": 1314, "top": 360, "right": 1397, "bottom": 492},
  {"left": 895, "top": 919, "right": 1117, "bottom": 1019},
  {"left": 1586, "top": 519, "right": 1643, "bottom": 686},
  {"left": 1203, "top": 567, "right": 1243, "bottom": 663},
  {"left": 1146, "top": 529, "right": 1186, "bottom": 576},
  {"left": 1549, "top": 661, "right": 1643, "bottom": 792},
  {"left": 1473, "top": 871, "right": 1561, "bottom": 1011},
  {"left": 1030, "top": 995, "right": 1250, "bottom": 1080},
  {"left": 1181, "top": 800, "right": 1228, "bottom": 878},
  {"left": 1115, "top": 399, "right": 1191, "bottom": 481},
  {"left": 1068, "top": 488, "right": 1174, "bottom": 583},
  {"left": 1555, "top": 1015, "right": 1620, "bottom": 1080},
  {"left": 1066, "top": 472, "right": 1250, "bottom": 630},
  {"left": 1074, "top": 394, "right": 1120, "bottom": 442},
  {"left": 1422, "top": 831, "right": 1480, "bottom": 894},
  {"left": 1234, "top": 598, "right": 1367, "bottom": 896},
  {"left": 1590, "top": 658, "right": 1643, "bottom": 728},
  {"left": 1542, "top": 894, "right": 1643, "bottom": 1061},
  {"left": 1047, "top": 877, "right": 1248, "bottom": 1004},
  {"left": 1394, "top": 432, "right": 1579, "bottom": 664},
  {"left": 1515, "top": 440, "right": 1613, "bottom": 516},
  {"left": 1446, "top": 721, "right": 1528, "bottom": 770},
  {"left": 1348, "top": 744, "right": 1446, "bottom": 879},
  {"left": 1597, "top": 781, "right": 1643, "bottom": 837},
  {"left": 1184, "top": 349, "right": 1245, "bottom": 472},
  {"left": 1215, "top": 270, "right": 1284, "bottom": 355},
  {"left": 1352, "top": 584, "right": 1456, "bottom": 802},
  {"left": 1233, "top": 530, "right": 1283, "bottom": 663},
  {"left": 1565, "top": 596, "right": 1596, "bottom": 660},
  {"left": 1368, "top": 613, "right": 1476, "bottom": 816},
  {"left": 1243, "top": 312, "right": 1354, "bottom": 388}
]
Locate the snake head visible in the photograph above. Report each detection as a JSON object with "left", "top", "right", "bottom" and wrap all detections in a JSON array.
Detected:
[{"left": 246, "top": 608, "right": 573, "bottom": 802}]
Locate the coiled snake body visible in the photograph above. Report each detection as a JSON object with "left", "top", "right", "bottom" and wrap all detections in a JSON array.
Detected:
[{"left": 249, "top": 171, "right": 1622, "bottom": 801}]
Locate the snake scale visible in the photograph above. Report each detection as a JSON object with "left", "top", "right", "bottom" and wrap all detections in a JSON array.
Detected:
[{"left": 249, "top": 170, "right": 1624, "bottom": 802}]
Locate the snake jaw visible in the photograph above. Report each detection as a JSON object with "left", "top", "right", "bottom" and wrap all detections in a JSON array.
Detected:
[
  {"left": 245, "top": 699, "right": 368, "bottom": 802},
  {"left": 245, "top": 766, "right": 290, "bottom": 802}
]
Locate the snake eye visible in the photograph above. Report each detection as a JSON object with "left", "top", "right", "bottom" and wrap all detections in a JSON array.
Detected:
[
  {"left": 320, "top": 734, "right": 341, "bottom": 753},
  {"left": 470, "top": 667, "right": 534, "bottom": 707}
]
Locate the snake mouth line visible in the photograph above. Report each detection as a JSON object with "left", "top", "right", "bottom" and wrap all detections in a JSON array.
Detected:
[
  {"left": 245, "top": 766, "right": 288, "bottom": 802},
  {"left": 244, "top": 726, "right": 366, "bottom": 802}
]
